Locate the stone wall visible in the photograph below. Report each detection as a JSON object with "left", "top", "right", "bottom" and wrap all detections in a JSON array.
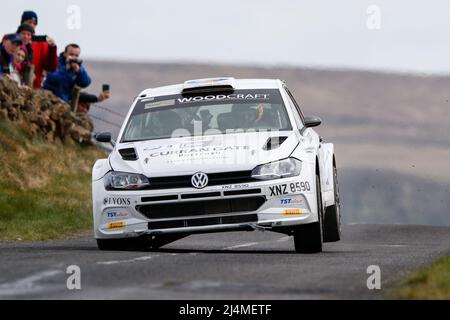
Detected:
[{"left": 0, "top": 77, "right": 93, "bottom": 144}]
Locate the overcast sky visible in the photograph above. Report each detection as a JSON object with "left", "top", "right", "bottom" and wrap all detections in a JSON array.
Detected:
[{"left": 2, "top": 0, "right": 450, "bottom": 74}]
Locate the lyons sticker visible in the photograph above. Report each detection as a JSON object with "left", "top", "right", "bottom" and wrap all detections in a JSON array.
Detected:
[{"left": 103, "top": 197, "right": 131, "bottom": 206}]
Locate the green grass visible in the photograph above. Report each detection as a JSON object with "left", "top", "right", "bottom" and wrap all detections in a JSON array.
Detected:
[
  {"left": 389, "top": 254, "right": 450, "bottom": 299},
  {"left": 0, "top": 119, "right": 104, "bottom": 240}
]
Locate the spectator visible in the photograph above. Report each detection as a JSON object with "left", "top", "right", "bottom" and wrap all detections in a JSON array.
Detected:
[
  {"left": 43, "top": 43, "right": 91, "bottom": 102},
  {"left": 16, "top": 23, "right": 34, "bottom": 63},
  {"left": 77, "top": 90, "right": 110, "bottom": 113},
  {"left": 0, "top": 34, "right": 22, "bottom": 76},
  {"left": 10, "top": 45, "right": 28, "bottom": 84},
  {"left": 20, "top": 10, "right": 58, "bottom": 88},
  {"left": 16, "top": 23, "right": 36, "bottom": 85}
]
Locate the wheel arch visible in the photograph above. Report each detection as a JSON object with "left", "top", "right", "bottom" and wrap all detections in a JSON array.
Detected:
[{"left": 317, "top": 142, "right": 335, "bottom": 207}]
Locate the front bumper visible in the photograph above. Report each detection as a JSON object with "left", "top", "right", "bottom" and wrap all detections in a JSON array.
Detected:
[{"left": 92, "top": 172, "right": 318, "bottom": 239}]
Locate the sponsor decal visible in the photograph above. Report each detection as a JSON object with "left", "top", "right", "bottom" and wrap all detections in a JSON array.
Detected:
[
  {"left": 269, "top": 181, "right": 311, "bottom": 197},
  {"left": 103, "top": 197, "right": 131, "bottom": 206},
  {"left": 107, "top": 221, "right": 126, "bottom": 229},
  {"left": 106, "top": 211, "right": 129, "bottom": 219},
  {"left": 283, "top": 209, "right": 303, "bottom": 215},
  {"left": 147, "top": 145, "right": 250, "bottom": 158},
  {"left": 144, "top": 99, "right": 175, "bottom": 109},
  {"left": 280, "top": 197, "right": 303, "bottom": 205},
  {"left": 177, "top": 93, "right": 270, "bottom": 104}
]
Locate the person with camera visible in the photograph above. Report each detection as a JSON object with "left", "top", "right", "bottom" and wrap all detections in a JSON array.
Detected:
[
  {"left": 77, "top": 85, "right": 111, "bottom": 113},
  {"left": 19, "top": 11, "right": 58, "bottom": 88},
  {"left": 43, "top": 43, "right": 91, "bottom": 102},
  {"left": 0, "top": 34, "right": 22, "bottom": 76}
]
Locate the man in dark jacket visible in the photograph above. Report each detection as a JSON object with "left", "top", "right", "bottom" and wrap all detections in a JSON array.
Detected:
[
  {"left": 0, "top": 34, "right": 22, "bottom": 76},
  {"left": 43, "top": 43, "right": 91, "bottom": 102},
  {"left": 20, "top": 11, "right": 58, "bottom": 88}
]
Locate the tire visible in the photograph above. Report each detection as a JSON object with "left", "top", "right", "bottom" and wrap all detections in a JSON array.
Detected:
[
  {"left": 96, "top": 236, "right": 150, "bottom": 251},
  {"left": 323, "top": 163, "right": 341, "bottom": 242},
  {"left": 293, "top": 173, "right": 323, "bottom": 253}
]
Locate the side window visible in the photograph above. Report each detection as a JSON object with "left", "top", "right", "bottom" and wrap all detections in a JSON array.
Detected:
[{"left": 283, "top": 87, "right": 304, "bottom": 130}]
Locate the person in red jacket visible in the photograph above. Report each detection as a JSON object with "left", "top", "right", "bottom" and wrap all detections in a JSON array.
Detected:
[{"left": 20, "top": 11, "right": 58, "bottom": 88}]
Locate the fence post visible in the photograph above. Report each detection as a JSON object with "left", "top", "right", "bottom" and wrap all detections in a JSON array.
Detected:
[
  {"left": 71, "top": 85, "right": 81, "bottom": 113},
  {"left": 23, "top": 64, "right": 35, "bottom": 87}
]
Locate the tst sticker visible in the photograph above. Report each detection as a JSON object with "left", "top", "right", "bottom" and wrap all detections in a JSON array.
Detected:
[
  {"left": 106, "top": 211, "right": 129, "bottom": 220},
  {"left": 280, "top": 197, "right": 303, "bottom": 205}
]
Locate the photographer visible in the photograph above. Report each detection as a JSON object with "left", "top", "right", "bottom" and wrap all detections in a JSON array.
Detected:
[
  {"left": 77, "top": 86, "right": 110, "bottom": 113},
  {"left": 43, "top": 43, "right": 91, "bottom": 102},
  {"left": 19, "top": 11, "right": 58, "bottom": 88}
]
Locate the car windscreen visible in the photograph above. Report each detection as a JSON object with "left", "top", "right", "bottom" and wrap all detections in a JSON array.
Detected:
[{"left": 121, "top": 89, "right": 292, "bottom": 142}]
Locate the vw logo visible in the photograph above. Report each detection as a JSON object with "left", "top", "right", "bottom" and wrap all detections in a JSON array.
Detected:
[{"left": 191, "top": 172, "right": 208, "bottom": 189}]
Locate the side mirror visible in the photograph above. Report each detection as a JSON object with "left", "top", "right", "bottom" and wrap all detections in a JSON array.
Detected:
[
  {"left": 304, "top": 116, "right": 322, "bottom": 128},
  {"left": 95, "top": 132, "right": 112, "bottom": 143}
]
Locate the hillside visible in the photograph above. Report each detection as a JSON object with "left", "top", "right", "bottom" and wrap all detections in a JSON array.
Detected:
[
  {"left": 0, "top": 78, "right": 104, "bottom": 240},
  {"left": 84, "top": 61, "right": 450, "bottom": 226}
]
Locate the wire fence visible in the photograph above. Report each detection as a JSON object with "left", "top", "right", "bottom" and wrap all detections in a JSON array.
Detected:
[
  {"left": 92, "top": 104, "right": 126, "bottom": 118},
  {"left": 89, "top": 104, "right": 125, "bottom": 128}
]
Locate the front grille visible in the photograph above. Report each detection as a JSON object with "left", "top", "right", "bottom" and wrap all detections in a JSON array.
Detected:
[
  {"left": 137, "top": 196, "right": 265, "bottom": 219},
  {"left": 148, "top": 214, "right": 258, "bottom": 230},
  {"left": 145, "top": 171, "right": 256, "bottom": 190}
]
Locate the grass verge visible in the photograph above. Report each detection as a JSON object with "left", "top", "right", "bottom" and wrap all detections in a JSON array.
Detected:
[
  {"left": 0, "top": 119, "right": 104, "bottom": 240},
  {"left": 389, "top": 254, "right": 450, "bottom": 299}
]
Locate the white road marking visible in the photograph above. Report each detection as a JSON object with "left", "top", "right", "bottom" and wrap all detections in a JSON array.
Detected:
[
  {"left": 222, "top": 236, "right": 290, "bottom": 250},
  {"left": 97, "top": 255, "right": 161, "bottom": 265},
  {"left": 0, "top": 270, "right": 62, "bottom": 296},
  {"left": 277, "top": 236, "right": 291, "bottom": 242},
  {"left": 222, "top": 242, "right": 259, "bottom": 250},
  {"left": 377, "top": 244, "right": 407, "bottom": 248}
]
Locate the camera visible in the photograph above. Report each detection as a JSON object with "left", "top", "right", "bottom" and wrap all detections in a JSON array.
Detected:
[
  {"left": 67, "top": 58, "right": 83, "bottom": 65},
  {"left": 102, "top": 84, "right": 110, "bottom": 92},
  {"left": 32, "top": 35, "right": 47, "bottom": 42}
]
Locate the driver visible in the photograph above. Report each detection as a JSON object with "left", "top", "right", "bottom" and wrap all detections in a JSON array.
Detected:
[{"left": 150, "top": 109, "right": 182, "bottom": 137}]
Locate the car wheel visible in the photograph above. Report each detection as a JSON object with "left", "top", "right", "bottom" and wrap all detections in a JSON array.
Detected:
[
  {"left": 323, "top": 163, "right": 341, "bottom": 242},
  {"left": 293, "top": 173, "right": 323, "bottom": 253}
]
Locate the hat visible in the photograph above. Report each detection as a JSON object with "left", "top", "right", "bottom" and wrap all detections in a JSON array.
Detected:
[
  {"left": 17, "top": 23, "right": 35, "bottom": 35},
  {"left": 21, "top": 11, "right": 38, "bottom": 25},
  {"left": 5, "top": 33, "right": 23, "bottom": 45}
]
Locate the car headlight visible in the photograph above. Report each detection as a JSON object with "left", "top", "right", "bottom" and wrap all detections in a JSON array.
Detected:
[
  {"left": 104, "top": 171, "right": 150, "bottom": 190},
  {"left": 251, "top": 158, "right": 302, "bottom": 180}
]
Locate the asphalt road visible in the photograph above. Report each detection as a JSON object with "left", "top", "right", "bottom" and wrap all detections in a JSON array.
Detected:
[{"left": 0, "top": 224, "right": 449, "bottom": 299}]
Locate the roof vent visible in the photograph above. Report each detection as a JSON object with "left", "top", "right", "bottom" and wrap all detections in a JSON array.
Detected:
[{"left": 182, "top": 77, "right": 235, "bottom": 94}]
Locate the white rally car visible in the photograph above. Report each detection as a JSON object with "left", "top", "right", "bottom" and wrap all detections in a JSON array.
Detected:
[{"left": 92, "top": 77, "right": 341, "bottom": 253}]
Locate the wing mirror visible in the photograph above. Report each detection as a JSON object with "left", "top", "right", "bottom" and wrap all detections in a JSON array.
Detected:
[
  {"left": 95, "top": 132, "right": 116, "bottom": 147},
  {"left": 304, "top": 116, "right": 322, "bottom": 128}
]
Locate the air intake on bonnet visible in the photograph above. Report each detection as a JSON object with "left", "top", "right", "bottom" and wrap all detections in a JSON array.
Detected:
[
  {"left": 263, "top": 136, "right": 288, "bottom": 150},
  {"left": 118, "top": 148, "right": 138, "bottom": 161}
]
